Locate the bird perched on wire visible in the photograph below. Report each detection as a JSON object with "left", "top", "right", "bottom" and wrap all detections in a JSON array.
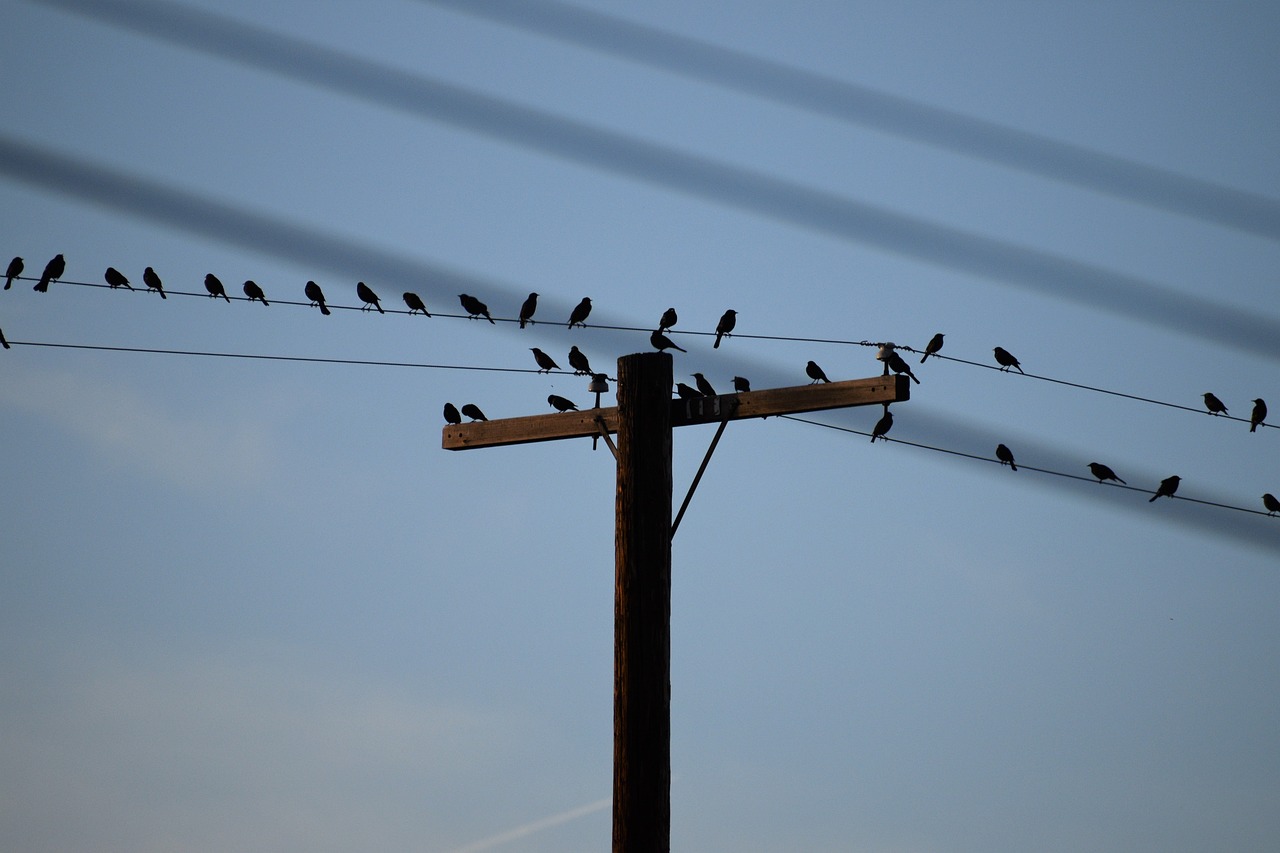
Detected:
[
  {"left": 458, "top": 293, "right": 494, "bottom": 323},
  {"left": 992, "top": 347, "right": 1023, "bottom": 373},
  {"left": 1263, "top": 493, "right": 1280, "bottom": 516},
  {"left": 518, "top": 292, "right": 538, "bottom": 328},
  {"left": 713, "top": 309, "right": 737, "bottom": 348},
  {"left": 885, "top": 351, "right": 920, "bottom": 384},
  {"left": 1087, "top": 462, "right": 1126, "bottom": 485},
  {"left": 548, "top": 394, "right": 578, "bottom": 412},
  {"left": 870, "top": 409, "right": 893, "bottom": 443},
  {"left": 243, "top": 280, "right": 269, "bottom": 305},
  {"left": 650, "top": 330, "right": 686, "bottom": 353},
  {"left": 733, "top": 376, "right": 751, "bottom": 393},
  {"left": 104, "top": 266, "right": 133, "bottom": 290},
  {"left": 303, "top": 281, "right": 330, "bottom": 315},
  {"left": 531, "top": 348, "right": 560, "bottom": 373},
  {"left": 920, "top": 332, "right": 944, "bottom": 363},
  {"left": 1201, "top": 392, "right": 1228, "bottom": 416},
  {"left": 806, "top": 360, "right": 831, "bottom": 383},
  {"left": 443, "top": 402, "right": 462, "bottom": 425},
  {"left": 1149, "top": 475, "right": 1181, "bottom": 502},
  {"left": 658, "top": 307, "right": 677, "bottom": 332},
  {"left": 567, "top": 297, "right": 592, "bottom": 328},
  {"left": 143, "top": 266, "right": 166, "bottom": 299},
  {"left": 675, "top": 382, "right": 702, "bottom": 399},
  {"left": 34, "top": 253, "right": 64, "bottom": 292},
  {"left": 5, "top": 256, "right": 23, "bottom": 290},
  {"left": 1250, "top": 398, "right": 1267, "bottom": 432},
  {"left": 204, "top": 273, "right": 231, "bottom": 302},
  {"left": 692, "top": 372, "right": 717, "bottom": 396},
  {"left": 402, "top": 291, "right": 430, "bottom": 316},
  {"left": 356, "top": 281, "right": 383, "bottom": 313},
  {"left": 568, "top": 346, "right": 593, "bottom": 375},
  {"left": 995, "top": 443, "right": 1017, "bottom": 471},
  {"left": 461, "top": 403, "right": 488, "bottom": 422}
]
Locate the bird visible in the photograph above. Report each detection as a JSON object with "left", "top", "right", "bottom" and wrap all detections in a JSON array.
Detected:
[
  {"left": 870, "top": 409, "right": 893, "bottom": 443},
  {"left": 0, "top": 326, "right": 8, "bottom": 349},
  {"left": 142, "top": 266, "right": 166, "bottom": 299},
  {"left": 1202, "top": 392, "right": 1228, "bottom": 416},
  {"left": 692, "top": 372, "right": 717, "bottom": 396},
  {"left": 1087, "top": 462, "right": 1126, "bottom": 485},
  {"left": 675, "top": 382, "right": 702, "bottom": 399},
  {"left": 1263, "top": 493, "right": 1280, "bottom": 516},
  {"left": 204, "top": 273, "right": 231, "bottom": 302},
  {"left": 458, "top": 293, "right": 494, "bottom": 323},
  {"left": 1149, "top": 475, "right": 1181, "bottom": 502},
  {"left": 805, "top": 360, "right": 830, "bottom": 383},
  {"left": 104, "top": 266, "right": 133, "bottom": 290},
  {"left": 461, "top": 403, "right": 488, "bottom": 422},
  {"left": 995, "top": 443, "right": 1017, "bottom": 471},
  {"left": 568, "top": 345, "right": 592, "bottom": 375},
  {"left": 548, "top": 394, "right": 578, "bottom": 412},
  {"left": 567, "top": 297, "right": 593, "bottom": 328},
  {"left": 4, "top": 256, "right": 22, "bottom": 290},
  {"left": 402, "top": 291, "right": 430, "bottom": 316},
  {"left": 531, "top": 347, "right": 560, "bottom": 373},
  {"left": 732, "top": 376, "right": 751, "bottom": 393},
  {"left": 443, "top": 402, "right": 462, "bottom": 425},
  {"left": 992, "top": 346, "right": 1023, "bottom": 373},
  {"left": 243, "top": 280, "right": 268, "bottom": 305},
  {"left": 920, "top": 332, "right": 944, "bottom": 363},
  {"left": 1250, "top": 398, "right": 1267, "bottom": 432},
  {"left": 886, "top": 351, "right": 920, "bottom": 384},
  {"left": 650, "top": 330, "right": 686, "bottom": 353},
  {"left": 356, "top": 281, "right": 383, "bottom": 313},
  {"left": 658, "top": 307, "right": 677, "bottom": 332},
  {"left": 34, "top": 253, "right": 64, "bottom": 292},
  {"left": 305, "top": 281, "right": 331, "bottom": 315},
  {"left": 713, "top": 309, "right": 737, "bottom": 348},
  {"left": 518, "top": 292, "right": 538, "bottom": 328}
]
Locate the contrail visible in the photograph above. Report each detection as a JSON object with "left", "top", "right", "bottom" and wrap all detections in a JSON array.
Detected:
[{"left": 444, "top": 796, "right": 610, "bottom": 853}]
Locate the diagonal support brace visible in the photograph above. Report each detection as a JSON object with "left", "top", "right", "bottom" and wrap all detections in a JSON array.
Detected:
[{"left": 671, "top": 398, "right": 736, "bottom": 537}]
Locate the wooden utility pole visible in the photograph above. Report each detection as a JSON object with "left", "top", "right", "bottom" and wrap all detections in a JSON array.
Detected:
[{"left": 444, "top": 354, "right": 908, "bottom": 853}]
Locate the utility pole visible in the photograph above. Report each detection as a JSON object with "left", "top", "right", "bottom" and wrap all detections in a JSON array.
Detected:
[{"left": 444, "top": 352, "right": 908, "bottom": 853}]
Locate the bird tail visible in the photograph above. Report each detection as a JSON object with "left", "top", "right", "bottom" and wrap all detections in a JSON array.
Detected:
[
  {"left": 674, "top": 342, "right": 687, "bottom": 352},
  {"left": 320, "top": 304, "right": 331, "bottom": 316},
  {"left": 1010, "top": 461, "right": 1017, "bottom": 471},
  {"left": 919, "top": 353, "right": 928, "bottom": 363},
  {"left": 158, "top": 289, "right": 167, "bottom": 299},
  {"left": 485, "top": 313, "right": 495, "bottom": 325},
  {"left": 222, "top": 292, "right": 231, "bottom": 303},
  {"left": 1116, "top": 477, "right": 1126, "bottom": 484},
  {"left": 1148, "top": 493, "right": 1159, "bottom": 502},
  {"left": 908, "top": 371, "right": 920, "bottom": 384},
  {"left": 376, "top": 303, "right": 384, "bottom": 314},
  {"left": 519, "top": 318, "right": 526, "bottom": 329},
  {"left": 714, "top": 333, "right": 723, "bottom": 348},
  {"left": 34, "top": 279, "right": 48, "bottom": 292},
  {"left": 1251, "top": 423, "right": 1258, "bottom": 433}
]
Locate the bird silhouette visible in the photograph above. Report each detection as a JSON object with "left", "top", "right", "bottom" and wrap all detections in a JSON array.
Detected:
[
  {"left": 142, "top": 266, "right": 166, "bottom": 298},
  {"left": 996, "top": 443, "right": 1017, "bottom": 471},
  {"left": 458, "top": 293, "right": 494, "bottom": 323},
  {"left": 243, "top": 280, "right": 268, "bottom": 305},
  {"left": 920, "top": 332, "right": 944, "bottom": 363},
  {"left": 805, "top": 360, "right": 831, "bottom": 383},
  {"left": 992, "top": 346, "right": 1023, "bottom": 373},
  {"left": 402, "top": 291, "right": 430, "bottom": 316},
  {"left": 518, "top": 292, "right": 538, "bottom": 328},
  {"left": 356, "top": 281, "right": 383, "bottom": 313},
  {"left": 675, "top": 382, "right": 702, "bottom": 399},
  {"left": 34, "top": 253, "right": 64, "bottom": 292},
  {"left": 461, "top": 403, "right": 488, "bottom": 422},
  {"left": 732, "top": 376, "right": 751, "bottom": 393},
  {"left": 886, "top": 351, "right": 920, "bottom": 384},
  {"left": 691, "top": 372, "right": 716, "bottom": 396},
  {"left": 870, "top": 409, "right": 893, "bottom": 442},
  {"left": 1087, "top": 462, "right": 1126, "bottom": 484},
  {"left": 1263, "top": 493, "right": 1280, "bottom": 516},
  {"left": 204, "top": 273, "right": 231, "bottom": 302},
  {"left": 1251, "top": 398, "right": 1267, "bottom": 432},
  {"left": 443, "top": 402, "right": 462, "bottom": 424},
  {"left": 548, "top": 394, "right": 578, "bottom": 412},
  {"left": 0, "top": 326, "right": 8, "bottom": 349},
  {"left": 650, "top": 330, "right": 686, "bottom": 353},
  {"left": 4, "top": 256, "right": 22, "bottom": 290},
  {"left": 1202, "top": 392, "right": 1227, "bottom": 416},
  {"left": 568, "top": 345, "right": 593, "bottom": 375},
  {"left": 1149, "top": 475, "right": 1181, "bottom": 502},
  {"left": 567, "top": 297, "right": 592, "bottom": 328},
  {"left": 305, "top": 280, "right": 331, "bottom": 315},
  {"left": 104, "top": 266, "right": 133, "bottom": 290},
  {"left": 658, "top": 307, "right": 677, "bottom": 332},
  {"left": 713, "top": 309, "right": 737, "bottom": 348},
  {"left": 531, "top": 347, "right": 560, "bottom": 373}
]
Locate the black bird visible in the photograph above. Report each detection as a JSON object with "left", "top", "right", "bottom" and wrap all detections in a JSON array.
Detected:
[
  {"left": 713, "top": 309, "right": 737, "bottom": 348},
  {"left": 993, "top": 346, "right": 1023, "bottom": 373},
  {"left": 305, "top": 280, "right": 330, "bottom": 315},
  {"left": 356, "top": 281, "right": 383, "bottom": 313},
  {"left": 243, "top": 280, "right": 269, "bottom": 305},
  {"left": 518, "top": 292, "right": 538, "bottom": 328},
  {"left": 870, "top": 409, "right": 893, "bottom": 443},
  {"left": 650, "top": 330, "right": 686, "bottom": 353},
  {"left": 1251, "top": 398, "right": 1267, "bottom": 432},
  {"left": 548, "top": 394, "right": 578, "bottom": 412},
  {"left": 658, "top": 307, "right": 677, "bottom": 332},
  {"left": 0, "top": 326, "right": 8, "bottom": 349},
  {"left": 403, "top": 291, "right": 430, "bottom": 316},
  {"left": 1149, "top": 475, "right": 1181, "bottom": 502},
  {"left": 531, "top": 347, "right": 560, "bottom": 373},
  {"left": 1202, "top": 392, "right": 1228, "bottom": 416},
  {"left": 443, "top": 402, "right": 462, "bottom": 425},
  {"left": 732, "top": 376, "right": 751, "bottom": 393},
  {"left": 461, "top": 403, "right": 488, "bottom": 422},
  {"left": 886, "top": 351, "right": 920, "bottom": 384},
  {"left": 34, "top": 253, "right": 64, "bottom": 292},
  {"left": 4, "top": 256, "right": 22, "bottom": 290},
  {"left": 143, "top": 266, "right": 166, "bottom": 298},
  {"left": 1263, "top": 493, "right": 1280, "bottom": 516},
  {"left": 995, "top": 443, "right": 1017, "bottom": 471},
  {"left": 692, "top": 372, "right": 716, "bottom": 397},
  {"left": 1087, "top": 462, "right": 1126, "bottom": 485},
  {"left": 675, "top": 382, "right": 702, "bottom": 399},
  {"left": 458, "top": 293, "right": 494, "bottom": 323},
  {"left": 567, "top": 297, "right": 592, "bottom": 328},
  {"left": 805, "top": 360, "right": 830, "bottom": 383},
  {"left": 920, "top": 332, "right": 944, "bottom": 363},
  {"left": 104, "top": 266, "right": 133, "bottom": 290},
  {"left": 204, "top": 273, "right": 231, "bottom": 302},
  {"left": 568, "top": 345, "right": 592, "bottom": 375}
]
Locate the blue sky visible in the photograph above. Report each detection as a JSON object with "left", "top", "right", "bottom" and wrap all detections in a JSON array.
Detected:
[{"left": 2, "top": 1, "right": 1279, "bottom": 850}]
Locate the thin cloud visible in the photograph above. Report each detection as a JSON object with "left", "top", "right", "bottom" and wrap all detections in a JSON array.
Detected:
[{"left": 443, "top": 796, "right": 610, "bottom": 853}]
